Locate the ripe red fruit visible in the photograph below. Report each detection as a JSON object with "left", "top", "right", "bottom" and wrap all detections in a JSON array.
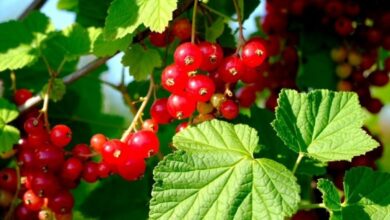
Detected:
[
  {"left": 0, "top": 168, "right": 17, "bottom": 192},
  {"left": 126, "top": 130, "right": 160, "bottom": 158},
  {"left": 18, "top": 148, "right": 36, "bottom": 169},
  {"left": 60, "top": 157, "right": 83, "bottom": 181},
  {"left": 150, "top": 98, "right": 173, "bottom": 124},
  {"left": 236, "top": 85, "right": 257, "bottom": 108},
  {"left": 117, "top": 152, "right": 146, "bottom": 181},
  {"left": 50, "top": 125, "right": 72, "bottom": 148},
  {"left": 48, "top": 191, "right": 74, "bottom": 214},
  {"left": 241, "top": 39, "right": 267, "bottom": 67},
  {"left": 34, "top": 146, "right": 65, "bottom": 173},
  {"left": 325, "top": 1, "right": 344, "bottom": 18},
  {"left": 15, "top": 203, "right": 39, "bottom": 220},
  {"left": 28, "top": 132, "right": 50, "bottom": 147},
  {"left": 218, "top": 56, "right": 245, "bottom": 83},
  {"left": 220, "top": 100, "right": 239, "bottom": 120},
  {"left": 334, "top": 17, "right": 353, "bottom": 36},
  {"left": 172, "top": 18, "right": 192, "bottom": 41},
  {"left": 101, "top": 139, "right": 126, "bottom": 168},
  {"left": 366, "top": 98, "right": 383, "bottom": 114},
  {"left": 23, "top": 189, "right": 44, "bottom": 211},
  {"left": 142, "top": 119, "right": 159, "bottom": 133},
  {"left": 82, "top": 161, "right": 99, "bottom": 183},
  {"left": 71, "top": 143, "right": 91, "bottom": 161},
  {"left": 31, "top": 172, "right": 61, "bottom": 197},
  {"left": 14, "top": 89, "right": 33, "bottom": 105},
  {"left": 167, "top": 93, "right": 197, "bottom": 119},
  {"left": 186, "top": 75, "right": 216, "bottom": 102},
  {"left": 149, "top": 29, "right": 174, "bottom": 47},
  {"left": 97, "top": 161, "right": 111, "bottom": 178},
  {"left": 161, "top": 64, "right": 189, "bottom": 94},
  {"left": 176, "top": 122, "right": 189, "bottom": 133},
  {"left": 366, "top": 28, "right": 382, "bottom": 45},
  {"left": 368, "top": 71, "right": 389, "bottom": 87},
  {"left": 198, "top": 41, "right": 224, "bottom": 71},
  {"left": 174, "top": 42, "right": 203, "bottom": 71},
  {"left": 24, "top": 117, "right": 45, "bottom": 135},
  {"left": 90, "top": 133, "right": 107, "bottom": 153}
]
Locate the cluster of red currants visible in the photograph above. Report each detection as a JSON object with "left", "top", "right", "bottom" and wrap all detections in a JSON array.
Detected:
[{"left": 0, "top": 89, "right": 160, "bottom": 220}]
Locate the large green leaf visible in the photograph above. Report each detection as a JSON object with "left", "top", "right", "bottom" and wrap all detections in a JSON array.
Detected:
[
  {"left": 122, "top": 44, "right": 162, "bottom": 81},
  {"left": 318, "top": 167, "right": 390, "bottom": 220},
  {"left": 149, "top": 120, "right": 300, "bottom": 220},
  {"left": 88, "top": 27, "right": 132, "bottom": 57},
  {"left": 77, "top": 0, "right": 113, "bottom": 27},
  {"left": 0, "top": 99, "right": 20, "bottom": 153},
  {"left": 104, "top": 0, "right": 177, "bottom": 39},
  {"left": 317, "top": 178, "right": 342, "bottom": 219},
  {"left": 272, "top": 89, "right": 379, "bottom": 162},
  {"left": 0, "top": 12, "right": 53, "bottom": 71}
]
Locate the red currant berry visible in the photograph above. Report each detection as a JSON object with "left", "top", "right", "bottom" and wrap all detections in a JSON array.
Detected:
[
  {"left": 117, "top": 152, "right": 146, "bottom": 181},
  {"left": 28, "top": 132, "right": 50, "bottom": 147},
  {"left": 366, "top": 98, "right": 383, "bottom": 114},
  {"left": 50, "top": 125, "right": 72, "bottom": 148},
  {"left": 14, "top": 89, "right": 33, "bottom": 105},
  {"left": 34, "top": 146, "right": 65, "bottom": 173},
  {"left": 241, "top": 66, "right": 259, "bottom": 84},
  {"left": 82, "top": 161, "right": 99, "bottom": 183},
  {"left": 18, "top": 148, "right": 36, "bottom": 169},
  {"left": 71, "top": 143, "right": 91, "bottom": 161},
  {"left": 101, "top": 139, "right": 127, "bottom": 164},
  {"left": 149, "top": 29, "right": 174, "bottom": 48},
  {"left": 236, "top": 85, "right": 257, "bottom": 108},
  {"left": 60, "top": 157, "right": 83, "bottom": 181},
  {"left": 186, "top": 75, "right": 216, "bottom": 102},
  {"left": 150, "top": 98, "right": 173, "bottom": 124},
  {"left": 126, "top": 130, "right": 159, "bottom": 158},
  {"left": 15, "top": 203, "right": 39, "bottom": 220},
  {"left": 241, "top": 39, "right": 267, "bottom": 67},
  {"left": 198, "top": 41, "right": 224, "bottom": 71},
  {"left": 174, "top": 42, "right": 203, "bottom": 71},
  {"left": 218, "top": 56, "right": 245, "bottom": 83},
  {"left": 24, "top": 117, "right": 45, "bottom": 134},
  {"left": 97, "top": 161, "right": 111, "bottom": 179},
  {"left": 48, "top": 190, "right": 74, "bottom": 214},
  {"left": 325, "top": 1, "right": 344, "bottom": 18},
  {"left": 265, "top": 93, "right": 278, "bottom": 111},
  {"left": 0, "top": 168, "right": 17, "bottom": 192},
  {"left": 142, "top": 119, "right": 159, "bottom": 133},
  {"left": 90, "top": 134, "right": 107, "bottom": 153},
  {"left": 167, "top": 93, "right": 197, "bottom": 119},
  {"left": 172, "top": 18, "right": 192, "bottom": 41},
  {"left": 23, "top": 189, "right": 44, "bottom": 211},
  {"left": 31, "top": 172, "right": 61, "bottom": 198},
  {"left": 368, "top": 71, "right": 389, "bottom": 87},
  {"left": 161, "top": 64, "right": 189, "bottom": 94},
  {"left": 176, "top": 122, "right": 189, "bottom": 133},
  {"left": 220, "top": 100, "right": 239, "bottom": 120},
  {"left": 334, "top": 17, "right": 353, "bottom": 36}
]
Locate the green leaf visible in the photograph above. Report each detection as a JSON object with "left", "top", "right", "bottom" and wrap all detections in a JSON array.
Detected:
[
  {"left": 205, "top": 18, "right": 225, "bottom": 43},
  {"left": 0, "top": 12, "right": 53, "bottom": 71},
  {"left": 41, "top": 79, "right": 66, "bottom": 102},
  {"left": 103, "top": 0, "right": 141, "bottom": 39},
  {"left": 318, "top": 167, "right": 390, "bottom": 220},
  {"left": 88, "top": 27, "right": 132, "bottom": 57},
  {"left": 0, "top": 98, "right": 20, "bottom": 153},
  {"left": 0, "top": 98, "right": 19, "bottom": 123},
  {"left": 122, "top": 44, "right": 162, "bottom": 81},
  {"left": 57, "top": 0, "right": 78, "bottom": 11},
  {"left": 138, "top": 0, "right": 177, "bottom": 33},
  {"left": 317, "top": 179, "right": 341, "bottom": 211},
  {"left": 149, "top": 120, "right": 300, "bottom": 220},
  {"left": 43, "top": 24, "right": 91, "bottom": 62},
  {"left": 77, "top": 0, "right": 112, "bottom": 27},
  {"left": 0, "top": 124, "right": 20, "bottom": 153},
  {"left": 272, "top": 89, "right": 379, "bottom": 162}
]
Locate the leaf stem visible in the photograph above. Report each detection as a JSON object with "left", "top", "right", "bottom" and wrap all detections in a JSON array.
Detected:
[
  {"left": 191, "top": 0, "right": 199, "bottom": 44},
  {"left": 10, "top": 71, "right": 16, "bottom": 93},
  {"left": 18, "top": 0, "right": 47, "bottom": 19},
  {"left": 120, "top": 76, "right": 154, "bottom": 142},
  {"left": 232, "top": 0, "right": 245, "bottom": 50},
  {"left": 298, "top": 201, "right": 326, "bottom": 210},
  {"left": 292, "top": 153, "right": 304, "bottom": 174},
  {"left": 200, "top": 3, "right": 238, "bottom": 22}
]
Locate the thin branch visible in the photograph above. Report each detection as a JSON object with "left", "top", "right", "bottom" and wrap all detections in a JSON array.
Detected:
[
  {"left": 200, "top": 3, "right": 238, "bottom": 21},
  {"left": 18, "top": 0, "right": 194, "bottom": 113},
  {"left": 191, "top": 0, "right": 199, "bottom": 43},
  {"left": 120, "top": 76, "right": 154, "bottom": 142},
  {"left": 232, "top": 0, "right": 245, "bottom": 49},
  {"left": 18, "top": 0, "right": 48, "bottom": 20}
]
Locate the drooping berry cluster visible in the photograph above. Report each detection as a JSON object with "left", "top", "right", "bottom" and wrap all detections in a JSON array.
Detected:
[
  {"left": 149, "top": 37, "right": 268, "bottom": 131},
  {"left": 2, "top": 89, "right": 159, "bottom": 219}
]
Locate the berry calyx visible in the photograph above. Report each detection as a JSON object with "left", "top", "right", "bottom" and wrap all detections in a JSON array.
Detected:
[
  {"left": 174, "top": 42, "right": 203, "bottom": 71},
  {"left": 186, "top": 75, "right": 216, "bottom": 102},
  {"left": 198, "top": 41, "right": 224, "bottom": 71},
  {"left": 218, "top": 56, "right": 245, "bottom": 83}
]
